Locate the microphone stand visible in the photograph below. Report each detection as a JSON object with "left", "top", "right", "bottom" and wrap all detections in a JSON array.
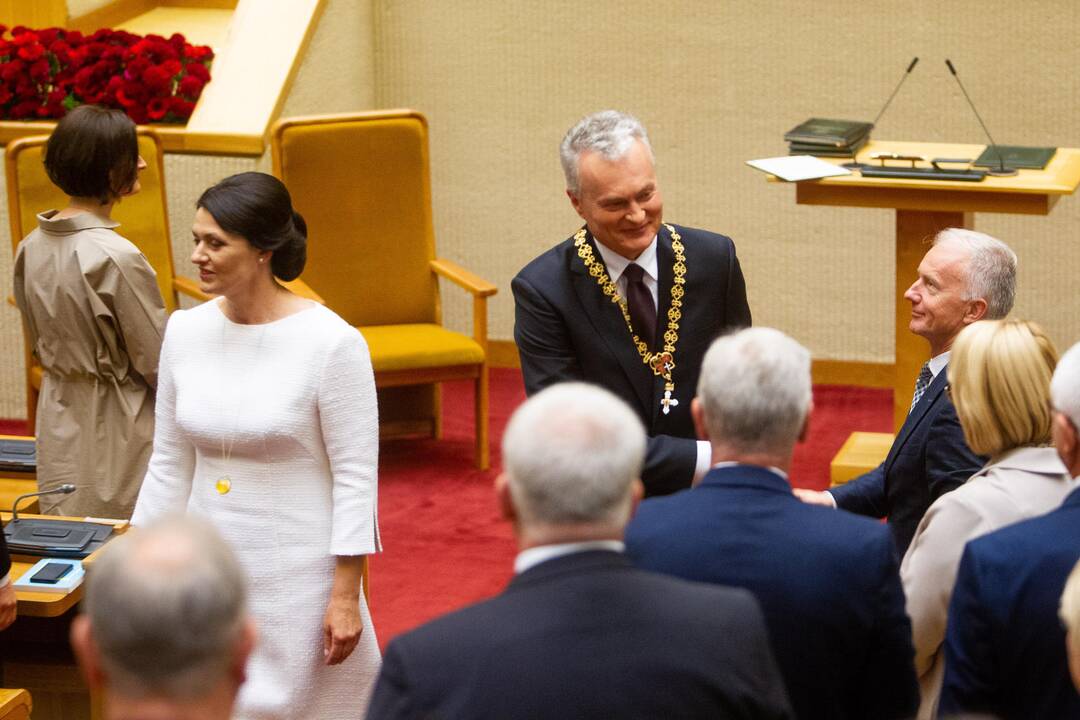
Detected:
[
  {"left": 844, "top": 56, "right": 919, "bottom": 170},
  {"left": 11, "top": 484, "right": 77, "bottom": 522},
  {"left": 945, "top": 59, "right": 1018, "bottom": 177}
]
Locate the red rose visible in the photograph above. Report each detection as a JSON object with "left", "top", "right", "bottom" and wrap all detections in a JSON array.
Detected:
[
  {"left": 1, "top": 59, "right": 24, "bottom": 82},
  {"left": 168, "top": 95, "right": 194, "bottom": 120},
  {"left": 28, "top": 58, "right": 48, "bottom": 81},
  {"left": 124, "top": 56, "right": 150, "bottom": 80},
  {"left": 178, "top": 73, "right": 204, "bottom": 98},
  {"left": 141, "top": 64, "right": 172, "bottom": 92},
  {"left": 11, "top": 29, "right": 37, "bottom": 45},
  {"left": 0, "top": 86, "right": 12, "bottom": 104},
  {"left": 186, "top": 45, "right": 213, "bottom": 62},
  {"left": 127, "top": 105, "right": 148, "bottom": 124},
  {"left": 37, "top": 28, "right": 58, "bottom": 46},
  {"left": 146, "top": 96, "right": 168, "bottom": 120},
  {"left": 185, "top": 61, "right": 210, "bottom": 81},
  {"left": 10, "top": 99, "right": 39, "bottom": 119},
  {"left": 161, "top": 58, "right": 181, "bottom": 76},
  {"left": 17, "top": 42, "right": 43, "bottom": 61}
]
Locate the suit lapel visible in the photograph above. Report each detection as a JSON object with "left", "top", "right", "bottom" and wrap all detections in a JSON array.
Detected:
[
  {"left": 885, "top": 368, "right": 948, "bottom": 471},
  {"left": 569, "top": 230, "right": 653, "bottom": 413}
]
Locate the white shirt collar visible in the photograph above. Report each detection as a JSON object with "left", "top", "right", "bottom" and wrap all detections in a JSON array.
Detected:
[
  {"left": 593, "top": 234, "right": 658, "bottom": 284},
  {"left": 514, "top": 540, "right": 625, "bottom": 574},
  {"left": 928, "top": 350, "right": 950, "bottom": 378},
  {"left": 710, "top": 460, "right": 789, "bottom": 481}
]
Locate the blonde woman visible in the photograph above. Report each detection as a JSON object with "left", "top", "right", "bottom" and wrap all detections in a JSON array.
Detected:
[{"left": 901, "top": 319, "right": 1075, "bottom": 719}]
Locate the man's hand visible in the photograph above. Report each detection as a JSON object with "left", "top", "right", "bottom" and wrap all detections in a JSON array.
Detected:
[
  {"left": 0, "top": 581, "right": 16, "bottom": 631},
  {"left": 793, "top": 488, "right": 837, "bottom": 508}
]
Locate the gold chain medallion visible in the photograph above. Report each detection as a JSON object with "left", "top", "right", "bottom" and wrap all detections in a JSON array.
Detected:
[{"left": 575, "top": 224, "right": 686, "bottom": 414}]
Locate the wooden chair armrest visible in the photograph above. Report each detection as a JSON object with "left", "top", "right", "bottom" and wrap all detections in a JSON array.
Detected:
[
  {"left": 282, "top": 278, "right": 325, "bottom": 305},
  {"left": 430, "top": 258, "right": 497, "bottom": 298},
  {"left": 172, "top": 276, "right": 213, "bottom": 303}
]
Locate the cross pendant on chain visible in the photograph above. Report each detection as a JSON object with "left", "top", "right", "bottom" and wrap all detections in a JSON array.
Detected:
[{"left": 660, "top": 389, "right": 679, "bottom": 415}]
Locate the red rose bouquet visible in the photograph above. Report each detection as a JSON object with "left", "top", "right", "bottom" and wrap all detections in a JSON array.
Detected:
[{"left": 0, "top": 25, "right": 213, "bottom": 123}]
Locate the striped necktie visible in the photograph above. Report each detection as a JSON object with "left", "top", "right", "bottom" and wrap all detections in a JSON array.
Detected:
[{"left": 909, "top": 363, "right": 933, "bottom": 413}]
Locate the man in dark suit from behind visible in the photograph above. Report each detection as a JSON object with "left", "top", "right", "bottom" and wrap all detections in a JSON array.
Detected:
[
  {"left": 70, "top": 515, "right": 256, "bottom": 720},
  {"left": 797, "top": 229, "right": 1016, "bottom": 556},
  {"left": 939, "top": 340, "right": 1080, "bottom": 719},
  {"left": 366, "top": 382, "right": 793, "bottom": 720},
  {"left": 626, "top": 327, "right": 919, "bottom": 720}
]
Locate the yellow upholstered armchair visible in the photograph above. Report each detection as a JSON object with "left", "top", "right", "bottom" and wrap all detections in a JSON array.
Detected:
[
  {"left": 271, "top": 110, "right": 496, "bottom": 469},
  {"left": 6, "top": 129, "right": 211, "bottom": 429}
]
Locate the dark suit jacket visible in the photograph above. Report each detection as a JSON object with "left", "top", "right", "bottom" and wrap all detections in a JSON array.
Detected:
[
  {"left": 939, "top": 486, "right": 1080, "bottom": 719},
  {"left": 625, "top": 465, "right": 919, "bottom": 720},
  {"left": 365, "top": 550, "right": 792, "bottom": 720},
  {"left": 829, "top": 365, "right": 986, "bottom": 556},
  {"left": 512, "top": 224, "right": 751, "bottom": 496}
]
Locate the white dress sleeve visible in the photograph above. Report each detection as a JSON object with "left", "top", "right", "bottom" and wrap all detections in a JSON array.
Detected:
[
  {"left": 131, "top": 316, "right": 196, "bottom": 526},
  {"left": 318, "top": 326, "right": 380, "bottom": 556}
]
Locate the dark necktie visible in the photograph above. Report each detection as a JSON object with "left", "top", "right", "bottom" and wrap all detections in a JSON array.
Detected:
[
  {"left": 622, "top": 263, "right": 656, "bottom": 349},
  {"left": 909, "top": 362, "right": 933, "bottom": 413}
]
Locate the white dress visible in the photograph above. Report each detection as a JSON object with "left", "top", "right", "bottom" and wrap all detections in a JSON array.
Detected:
[{"left": 132, "top": 298, "right": 381, "bottom": 719}]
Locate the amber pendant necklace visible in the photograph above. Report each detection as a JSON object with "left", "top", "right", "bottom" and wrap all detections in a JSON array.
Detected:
[{"left": 216, "top": 311, "right": 267, "bottom": 495}]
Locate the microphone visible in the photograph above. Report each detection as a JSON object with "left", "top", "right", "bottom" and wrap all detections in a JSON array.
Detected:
[
  {"left": 11, "top": 484, "right": 76, "bottom": 522},
  {"left": 844, "top": 57, "right": 919, "bottom": 170},
  {"left": 945, "top": 59, "right": 1017, "bottom": 177},
  {"left": 873, "top": 56, "right": 919, "bottom": 127}
]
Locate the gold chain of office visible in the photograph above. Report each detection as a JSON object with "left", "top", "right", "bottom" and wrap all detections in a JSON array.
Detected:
[{"left": 574, "top": 223, "right": 686, "bottom": 414}]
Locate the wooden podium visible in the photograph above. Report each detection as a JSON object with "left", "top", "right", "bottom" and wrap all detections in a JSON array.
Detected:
[{"left": 780, "top": 140, "right": 1080, "bottom": 430}]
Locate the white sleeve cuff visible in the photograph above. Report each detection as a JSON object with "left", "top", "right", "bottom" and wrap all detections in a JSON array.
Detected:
[
  {"left": 0, "top": 572, "right": 10, "bottom": 588},
  {"left": 693, "top": 441, "right": 712, "bottom": 484},
  {"left": 824, "top": 490, "right": 838, "bottom": 508}
]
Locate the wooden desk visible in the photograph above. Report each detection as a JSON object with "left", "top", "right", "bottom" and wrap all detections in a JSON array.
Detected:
[
  {"left": 3, "top": 513, "right": 123, "bottom": 720},
  {"left": 4, "top": 512, "right": 128, "bottom": 618},
  {"left": 0, "top": 688, "right": 31, "bottom": 720},
  {"left": 777, "top": 140, "right": 1080, "bottom": 429}
]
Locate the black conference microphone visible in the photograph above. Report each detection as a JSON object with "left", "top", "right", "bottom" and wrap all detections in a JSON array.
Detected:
[
  {"left": 11, "top": 483, "right": 76, "bottom": 522},
  {"left": 873, "top": 56, "right": 920, "bottom": 127},
  {"left": 945, "top": 59, "right": 1017, "bottom": 177},
  {"left": 844, "top": 56, "right": 919, "bottom": 169}
]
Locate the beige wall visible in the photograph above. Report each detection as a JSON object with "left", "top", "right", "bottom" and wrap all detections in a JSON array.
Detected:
[{"left": 371, "top": 0, "right": 1080, "bottom": 364}]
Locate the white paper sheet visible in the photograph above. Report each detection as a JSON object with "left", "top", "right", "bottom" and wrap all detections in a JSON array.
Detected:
[{"left": 745, "top": 155, "right": 852, "bottom": 182}]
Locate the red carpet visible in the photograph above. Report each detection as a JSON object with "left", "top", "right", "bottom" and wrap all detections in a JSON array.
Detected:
[
  {"left": 0, "top": 371, "right": 892, "bottom": 649},
  {"left": 371, "top": 369, "right": 891, "bottom": 647}
]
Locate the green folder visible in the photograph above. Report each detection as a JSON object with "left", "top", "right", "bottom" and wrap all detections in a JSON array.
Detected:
[{"left": 973, "top": 145, "right": 1056, "bottom": 170}]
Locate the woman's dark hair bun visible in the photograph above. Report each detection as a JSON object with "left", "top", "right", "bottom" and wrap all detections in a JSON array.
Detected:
[
  {"left": 196, "top": 172, "right": 308, "bottom": 281},
  {"left": 271, "top": 210, "right": 308, "bottom": 281}
]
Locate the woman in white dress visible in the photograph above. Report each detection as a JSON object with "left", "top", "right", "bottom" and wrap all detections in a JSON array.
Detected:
[
  {"left": 133, "top": 172, "right": 381, "bottom": 719},
  {"left": 901, "top": 319, "right": 1074, "bottom": 720}
]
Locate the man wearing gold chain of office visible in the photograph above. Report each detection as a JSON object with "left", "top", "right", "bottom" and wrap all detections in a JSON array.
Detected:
[{"left": 512, "top": 110, "right": 752, "bottom": 496}]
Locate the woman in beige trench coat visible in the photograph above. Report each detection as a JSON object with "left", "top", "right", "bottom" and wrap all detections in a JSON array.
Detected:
[{"left": 13, "top": 105, "right": 166, "bottom": 518}]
